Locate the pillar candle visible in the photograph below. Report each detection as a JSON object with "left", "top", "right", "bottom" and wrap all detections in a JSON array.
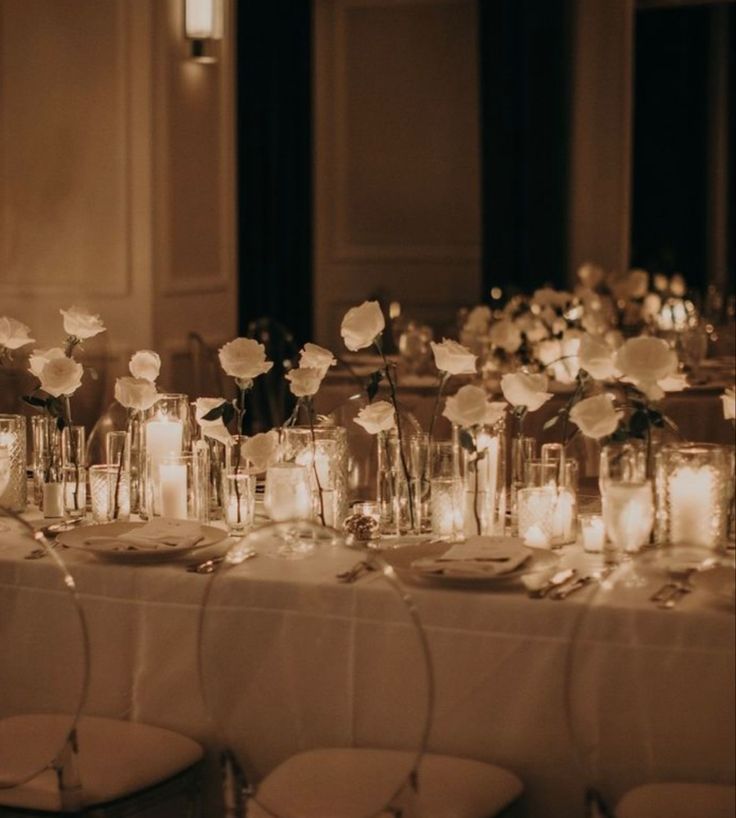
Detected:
[
  {"left": 159, "top": 463, "right": 188, "bottom": 519},
  {"left": 146, "top": 419, "right": 183, "bottom": 462}
]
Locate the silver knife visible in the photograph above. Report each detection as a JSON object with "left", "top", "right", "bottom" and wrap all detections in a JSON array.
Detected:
[{"left": 528, "top": 568, "right": 576, "bottom": 599}]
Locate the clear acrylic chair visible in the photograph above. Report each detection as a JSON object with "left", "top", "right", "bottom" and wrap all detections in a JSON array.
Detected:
[
  {"left": 0, "top": 511, "right": 204, "bottom": 817},
  {"left": 199, "top": 520, "right": 523, "bottom": 818},
  {"left": 564, "top": 547, "right": 735, "bottom": 818}
]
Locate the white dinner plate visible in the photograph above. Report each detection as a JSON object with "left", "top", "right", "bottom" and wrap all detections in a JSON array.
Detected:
[
  {"left": 58, "top": 521, "right": 228, "bottom": 563},
  {"left": 382, "top": 540, "right": 559, "bottom": 588}
]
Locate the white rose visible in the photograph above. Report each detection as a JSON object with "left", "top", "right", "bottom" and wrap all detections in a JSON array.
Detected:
[
  {"left": 501, "top": 372, "right": 553, "bottom": 412},
  {"left": 524, "top": 319, "right": 549, "bottom": 344},
  {"left": 533, "top": 288, "right": 573, "bottom": 309},
  {"left": 536, "top": 339, "right": 562, "bottom": 367},
  {"left": 299, "top": 343, "right": 336, "bottom": 374},
  {"left": 615, "top": 336, "right": 677, "bottom": 396},
  {"left": 114, "top": 376, "right": 158, "bottom": 411},
  {"left": 430, "top": 339, "right": 477, "bottom": 376},
  {"left": 0, "top": 317, "right": 34, "bottom": 350},
  {"left": 39, "top": 356, "right": 84, "bottom": 398},
  {"left": 641, "top": 293, "right": 662, "bottom": 321},
  {"left": 627, "top": 269, "right": 649, "bottom": 299},
  {"left": 489, "top": 319, "right": 522, "bottom": 354},
  {"left": 722, "top": 387, "right": 735, "bottom": 421},
  {"left": 194, "top": 397, "right": 232, "bottom": 445},
  {"left": 579, "top": 334, "right": 619, "bottom": 380},
  {"left": 670, "top": 274, "right": 686, "bottom": 297},
  {"left": 577, "top": 262, "right": 604, "bottom": 289},
  {"left": 569, "top": 394, "right": 621, "bottom": 440},
  {"left": 354, "top": 401, "right": 396, "bottom": 435},
  {"left": 340, "top": 301, "right": 386, "bottom": 351},
  {"left": 464, "top": 305, "right": 492, "bottom": 334},
  {"left": 244, "top": 430, "right": 280, "bottom": 472},
  {"left": 29, "top": 347, "right": 66, "bottom": 378},
  {"left": 286, "top": 367, "right": 325, "bottom": 397},
  {"left": 60, "top": 306, "right": 106, "bottom": 339},
  {"left": 443, "top": 385, "right": 505, "bottom": 428},
  {"left": 219, "top": 338, "right": 273, "bottom": 381},
  {"left": 129, "top": 350, "right": 161, "bottom": 382}
]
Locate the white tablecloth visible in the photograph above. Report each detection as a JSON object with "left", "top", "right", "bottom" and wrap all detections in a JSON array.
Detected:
[{"left": 0, "top": 521, "right": 733, "bottom": 818}]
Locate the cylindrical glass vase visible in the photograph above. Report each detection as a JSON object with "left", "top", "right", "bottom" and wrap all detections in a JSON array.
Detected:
[
  {"left": 0, "top": 415, "right": 27, "bottom": 512},
  {"left": 61, "top": 425, "right": 86, "bottom": 519},
  {"left": 376, "top": 429, "right": 412, "bottom": 536},
  {"left": 655, "top": 443, "right": 731, "bottom": 548},
  {"left": 280, "top": 425, "right": 349, "bottom": 529},
  {"left": 459, "top": 419, "right": 507, "bottom": 538},
  {"left": 144, "top": 453, "right": 204, "bottom": 521}
]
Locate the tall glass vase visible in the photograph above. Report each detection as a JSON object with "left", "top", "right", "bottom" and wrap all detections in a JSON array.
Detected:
[
  {"left": 61, "top": 426, "right": 87, "bottom": 519},
  {"left": 0, "top": 415, "right": 27, "bottom": 512},
  {"left": 377, "top": 429, "right": 412, "bottom": 536},
  {"left": 31, "top": 416, "right": 63, "bottom": 517},
  {"left": 457, "top": 417, "right": 507, "bottom": 537}
]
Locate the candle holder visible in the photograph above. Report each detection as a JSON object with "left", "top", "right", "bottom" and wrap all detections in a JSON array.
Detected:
[
  {"left": 140, "top": 394, "right": 189, "bottom": 519},
  {"left": 600, "top": 442, "right": 653, "bottom": 563},
  {"left": 517, "top": 461, "right": 558, "bottom": 547},
  {"left": 655, "top": 443, "right": 731, "bottom": 548},
  {"left": 510, "top": 436, "right": 537, "bottom": 535},
  {"left": 579, "top": 513, "right": 605, "bottom": 553},
  {"left": 429, "top": 441, "right": 464, "bottom": 541},
  {"left": 144, "top": 453, "right": 203, "bottom": 520},
  {"left": 409, "top": 433, "right": 431, "bottom": 534},
  {"left": 0, "top": 415, "right": 27, "bottom": 512},
  {"left": 90, "top": 464, "right": 130, "bottom": 523},
  {"left": 281, "top": 425, "right": 348, "bottom": 529}
]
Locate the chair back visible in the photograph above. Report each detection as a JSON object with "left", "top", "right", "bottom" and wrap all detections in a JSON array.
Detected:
[
  {"left": 198, "top": 521, "right": 434, "bottom": 818},
  {"left": 563, "top": 548, "right": 735, "bottom": 814},
  {"left": 0, "top": 511, "right": 89, "bottom": 807}
]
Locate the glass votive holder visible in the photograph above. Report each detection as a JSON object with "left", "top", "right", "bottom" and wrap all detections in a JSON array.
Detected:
[
  {"left": 523, "top": 460, "right": 558, "bottom": 488},
  {"left": 106, "top": 431, "right": 131, "bottom": 471},
  {"left": 144, "top": 453, "right": 202, "bottom": 520},
  {"left": 550, "top": 460, "right": 578, "bottom": 547},
  {"left": 222, "top": 469, "right": 256, "bottom": 535},
  {"left": 90, "top": 465, "right": 130, "bottom": 523},
  {"left": 0, "top": 414, "right": 27, "bottom": 512},
  {"left": 343, "top": 500, "right": 382, "bottom": 547},
  {"left": 517, "top": 485, "right": 557, "bottom": 548},
  {"left": 263, "top": 463, "right": 313, "bottom": 522},
  {"left": 579, "top": 513, "right": 605, "bottom": 553},
  {"left": 601, "top": 480, "right": 654, "bottom": 564}
]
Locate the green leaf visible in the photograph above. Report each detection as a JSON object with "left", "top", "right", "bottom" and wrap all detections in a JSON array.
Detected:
[
  {"left": 221, "top": 403, "right": 236, "bottom": 427},
  {"left": 366, "top": 370, "right": 383, "bottom": 403},
  {"left": 647, "top": 408, "right": 664, "bottom": 428},
  {"left": 202, "top": 403, "right": 227, "bottom": 422},
  {"left": 47, "top": 398, "right": 65, "bottom": 419},
  {"left": 22, "top": 395, "right": 48, "bottom": 409},
  {"left": 458, "top": 429, "right": 476, "bottom": 453},
  {"left": 629, "top": 409, "right": 649, "bottom": 439}
]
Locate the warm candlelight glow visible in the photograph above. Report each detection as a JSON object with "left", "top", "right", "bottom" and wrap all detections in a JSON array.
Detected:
[
  {"left": 668, "top": 466, "right": 717, "bottom": 547},
  {"left": 159, "top": 463, "right": 188, "bottom": 519}
]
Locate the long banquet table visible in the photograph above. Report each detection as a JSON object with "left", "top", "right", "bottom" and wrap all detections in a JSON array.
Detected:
[{"left": 1, "top": 516, "right": 733, "bottom": 818}]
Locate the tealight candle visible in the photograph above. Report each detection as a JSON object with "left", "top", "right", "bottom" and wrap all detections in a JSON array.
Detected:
[
  {"left": 580, "top": 513, "right": 605, "bottom": 553},
  {"left": 146, "top": 418, "right": 183, "bottom": 462},
  {"left": 517, "top": 486, "right": 557, "bottom": 548},
  {"left": 159, "top": 463, "right": 188, "bottom": 519},
  {"left": 430, "top": 477, "right": 464, "bottom": 540}
]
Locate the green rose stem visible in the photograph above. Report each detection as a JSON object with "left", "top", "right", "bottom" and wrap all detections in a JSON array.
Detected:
[
  {"left": 111, "top": 416, "right": 130, "bottom": 520},
  {"left": 306, "top": 398, "right": 327, "bottom": 527},
  {"left": 472, "top": 447, "right": 482, "bottom": 536},
  {"left": 63, "top": 396, "right": 80, "bottom": 512},
  {"left": 375, "top": 338, "right": 415, "bottom": 529},
  {"left": 428, "top": 372, "right": 450, "bottom": 446},
  {"left": 232, "top": 380, "right": 253, "bottom": 521}
]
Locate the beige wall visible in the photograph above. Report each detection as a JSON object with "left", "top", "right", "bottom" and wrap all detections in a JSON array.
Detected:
[
  {"left": 0, "top": 0, "right": 236, "bottom": 395},
  {"left": 313, "top": 0, "right": 482, "bottom": 348}
]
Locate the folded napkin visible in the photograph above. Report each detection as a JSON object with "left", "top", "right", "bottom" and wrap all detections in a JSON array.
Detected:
[
  {"left": 412, "top": 536, "right": 531, "bottom": 579},
  {"left": 85, "top": 519, "right": 204, "bottom": 552}
]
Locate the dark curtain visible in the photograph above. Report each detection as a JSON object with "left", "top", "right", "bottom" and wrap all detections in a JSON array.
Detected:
[
  {"left": 237, "top": 1, "right": 312, "bottom": 344},
  {"left": 478, "top": 0, "right": 572, "bottom": 296}
]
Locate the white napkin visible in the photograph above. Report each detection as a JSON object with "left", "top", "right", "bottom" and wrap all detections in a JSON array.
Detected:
[
  {"left": 85, "top": 519, "right": 204, "bottom": 552},
  {"left": 412, "top": 536, "right": 531, "bottom": 578}
]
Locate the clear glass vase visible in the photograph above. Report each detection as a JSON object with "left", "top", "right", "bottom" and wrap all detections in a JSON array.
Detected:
[
  {"left": 280, "top": 425, "right": 349, "bottom": 529},
  {"left": 61, "top": 425, "right": 86, "bottom": 519},
  {"left": 31, "top": 416, "right": 64, "bottom": 517},
  {"left": 0, "top": 415, "right": 27, "bottom": 512},
  {"left": 456, "top": 417, "right": 507, "bottom": 538}
]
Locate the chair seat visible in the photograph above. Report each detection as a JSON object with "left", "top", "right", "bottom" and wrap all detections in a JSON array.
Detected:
[
  {"left": 0, "top": 714, "right": 203, "bottom": 813},
  {"left": 248, "top": 748, "right": 523, "bottom": 818},
  {"left": 617, "top": 783, "right": 736, "bottom": 818}
]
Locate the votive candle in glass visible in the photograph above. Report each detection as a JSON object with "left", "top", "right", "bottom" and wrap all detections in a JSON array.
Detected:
[
  {"left": 579, "top": 513, "right": 605, "bottom": 553},
  {"left": 90, "top": 465, "right": 130, "bottom": 523},
  {"left": 264, "top": 463, "right": 313, "bottom": 522}
]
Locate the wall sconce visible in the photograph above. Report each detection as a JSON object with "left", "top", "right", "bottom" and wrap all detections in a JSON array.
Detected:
[{"left": 184, "top": 0, "right": 223, "bottom": 63}]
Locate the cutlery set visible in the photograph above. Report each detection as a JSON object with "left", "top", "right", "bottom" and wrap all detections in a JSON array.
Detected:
[{"left": 528, "top": 568, "right": 612, "bottom": 601}]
